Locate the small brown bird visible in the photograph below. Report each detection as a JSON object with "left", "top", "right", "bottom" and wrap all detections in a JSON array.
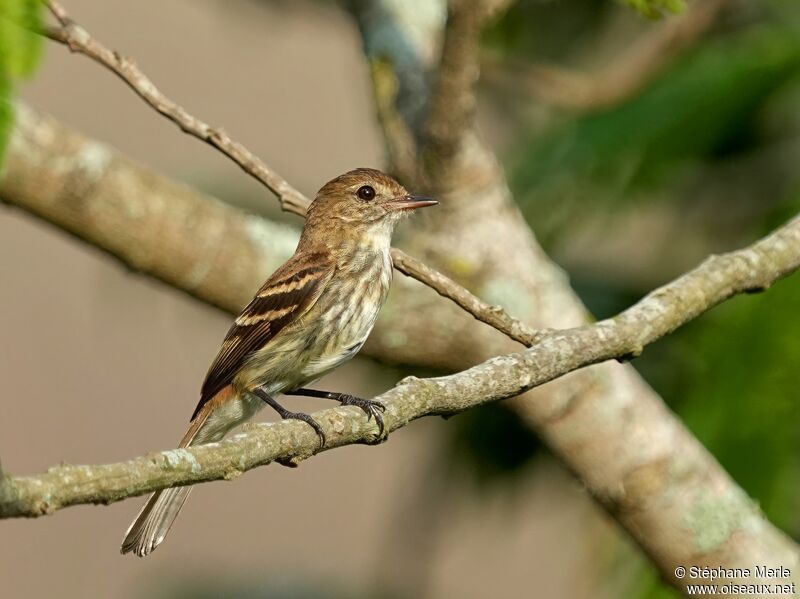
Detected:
[{"left": 121, "top": 168, "right": 436, "bottom": 556}]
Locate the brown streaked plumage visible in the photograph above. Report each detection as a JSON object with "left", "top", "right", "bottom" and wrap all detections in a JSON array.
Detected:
[
  {"left": 121, "top": 168, "right": 436, "bottom": 557},
  {"left": 194, "top": 253, "right": 333, "bottom": 420}
]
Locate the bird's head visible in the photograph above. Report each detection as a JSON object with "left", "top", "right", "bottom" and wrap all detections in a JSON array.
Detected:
[{"left": 304, "top": 168, "right": 437, "bottom": 242}]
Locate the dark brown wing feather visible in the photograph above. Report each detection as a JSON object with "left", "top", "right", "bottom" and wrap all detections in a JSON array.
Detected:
[{"left": 192, "top": 251, "right": 334, "bottom": 420}]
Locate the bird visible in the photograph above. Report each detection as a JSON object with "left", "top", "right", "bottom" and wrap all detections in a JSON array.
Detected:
[{"left": 120, "top": 168, "right": 437, "bottom": 557}]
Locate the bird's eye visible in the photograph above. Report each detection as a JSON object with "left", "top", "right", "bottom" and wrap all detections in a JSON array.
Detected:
[{"left": 356, "top": 185, "right": 376, "bottom": 201}]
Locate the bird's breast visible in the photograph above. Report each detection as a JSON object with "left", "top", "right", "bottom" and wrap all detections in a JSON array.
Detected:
[
  {"left": 239, "top": 247, "right": 392, "bottom": 393},
  {"left": 301, "top": 248, "right": 392, "bottom": 377}
]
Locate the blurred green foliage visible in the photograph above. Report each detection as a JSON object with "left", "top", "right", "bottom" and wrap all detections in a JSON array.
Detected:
[
  {"left": 521, "top": 28, "right": 800, "bottom": 187},
  {"left": 510, "top": 27, "right": 800, "bottom": 243},
  {"left": 502, "top": 0, "right": 800, "bottom": 536},
  {"left": 622, "top": 0, "right": 685, "bottom": 20},
  {"left": 0, "top": 0, "right": 42, "bottom": 163}
]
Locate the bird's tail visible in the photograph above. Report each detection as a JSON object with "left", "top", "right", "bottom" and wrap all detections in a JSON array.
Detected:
[
  {"left": 120, "top": 386, "right": 238, "bottom": 557},
  {"left": 119, "top": 479, "right": 193, "bottom": 558}
]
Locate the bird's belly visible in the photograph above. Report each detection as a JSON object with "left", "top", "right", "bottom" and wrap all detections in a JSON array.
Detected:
[
  {"left": 234, "top": 331, "right": 310, "bottom": 395},
  {"left": 301, "top": 336, "right": 367, "bottom": 381},
  {"left": 299, "top": 275, "right": 386, "bottom": 382},
  {"left": 235, "top": 298, "right": 380, "bottom": 394},
  {"left": 299, "top": 313, "right": 374, "bottom": 381}
]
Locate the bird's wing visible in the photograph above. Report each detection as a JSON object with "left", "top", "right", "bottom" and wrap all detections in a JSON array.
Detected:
[{"left": 192, "top": 251, "right": 335, "bottom": 420}]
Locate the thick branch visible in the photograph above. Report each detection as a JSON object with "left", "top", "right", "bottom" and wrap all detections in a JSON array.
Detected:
[
  {"left": 0, "top": 104, "right": 298, "bottom": 312},
  {"left": 422, "top": 0, "right": 485, "bottom": 180},
  {"left": 3, "top": 208, "right": 800, "bottom": 520}
]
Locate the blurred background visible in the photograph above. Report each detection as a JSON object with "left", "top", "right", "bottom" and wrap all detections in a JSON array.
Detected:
[{"left": 1, "top": 0, "right": 799, "bottom": 597}]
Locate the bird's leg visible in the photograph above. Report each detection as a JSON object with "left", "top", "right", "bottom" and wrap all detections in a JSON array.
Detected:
[
  {"left": 285, "top": 388, "right": 386, "bottom": 436},
  {"left": 251, "top": 387, "right": 326, "bottom": 448}
]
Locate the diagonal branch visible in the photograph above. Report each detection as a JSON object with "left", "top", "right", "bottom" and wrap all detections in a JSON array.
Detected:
[
  {"left": 42, "top": 1, "right": 309, "bottom": 217},
  {"left": 390, "top": 250, "right": 548, "bottom": 346},
  {"left": 3, "top": 209, "right": 800, "bottom": 519},
  {"left": 37, "top": 0, "right": 534, "bottom": 350}
]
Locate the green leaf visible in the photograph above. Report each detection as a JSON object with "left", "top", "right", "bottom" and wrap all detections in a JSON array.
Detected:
[
  {"left": 0, "top": 0, "right": 43, "bottom": 165},
  {"left": 0, "top": 0, "right": 43, "bottom": 77}
]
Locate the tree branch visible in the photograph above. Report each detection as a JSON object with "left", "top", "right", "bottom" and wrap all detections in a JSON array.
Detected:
[
  {"left": 1, "top": 103, "right": 299, "bottom": 313},
  {"left": 3, "top": 208, "right": 800, "bottom": 520},
  {"left": 42, "top": 0, "right": 309, "bottom": 217},
  {"left": 422, "top": 0, "right": 486, "bottom": 181},
  {"left": 37, "top": 0, "right": 533, "bottom": 350},
  {"left": 390, "top": 249, "right": 547, "bottom": 346},
  {"left": 419, "top": 0, "right": 514, "bottom": 187}
]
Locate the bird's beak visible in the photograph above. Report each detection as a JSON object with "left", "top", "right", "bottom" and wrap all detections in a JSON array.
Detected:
[{"left": 386, "top": 194, "right": 438, "bottom": 211}]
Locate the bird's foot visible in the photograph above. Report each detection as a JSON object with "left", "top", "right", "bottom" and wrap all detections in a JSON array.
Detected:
[
  {"left": 254, "top": 387, "right": 326, "bottom": 449},
  {"left": 335, "top": 394, "right": 386, "bottom": 437},
  {"left": 272, "top": 405, "right": 326, "bottom": 449}
]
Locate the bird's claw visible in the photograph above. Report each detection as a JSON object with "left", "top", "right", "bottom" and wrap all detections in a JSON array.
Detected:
[
  {"left": 279, "top": 410, "right": 326, "bottom": 449},
  {"left": 338, "top": 394, "right": 386, "bottom": 437}
]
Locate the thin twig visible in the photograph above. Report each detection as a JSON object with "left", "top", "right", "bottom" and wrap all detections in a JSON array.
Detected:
[
  {"left": 390, "top": 250, "right": 550, "bottom": 346},
  {"left": 3, "top": 209, "right": 800, "bottom": 518},
  {"left": 39, "top": 0, "right": 536, "bottom": 349},
  {"left": 41, "top": 8, "right": 309, "bottom": 217},
  {"left": 43, "top": 0, "right": 68, "bottom": 24}
]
